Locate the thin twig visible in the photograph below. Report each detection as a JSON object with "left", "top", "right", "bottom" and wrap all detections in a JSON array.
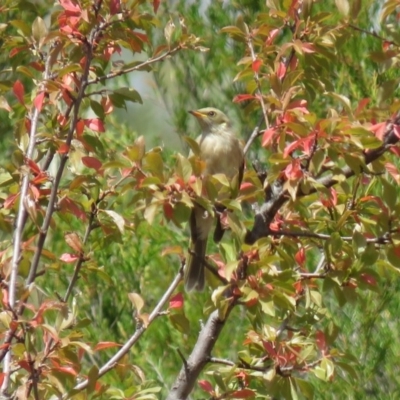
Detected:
[
  {"left": 245, "top": 26, "right": 269, "bottom": 130},
  {"left": 348, "top": 23, "right": 398, "bottom": 46},
  {"left": 87, "top": 45, "right": 183, "bottom": 85},
  {"left": 1, "top": 36, "right": 53, "bottom": 396},
  {"left": 26, "top": 34, "right": 94, "bottom": 286},
  {"left": 65, "top": 267, "right": 184, "bottom": 396},
  {"left": 63, "top": 203, "right": 97, "bottom": 303},
  {"left": 270, "top": 229, "right": 391, "bottom": 244},
  {"left": 300, "top": 272, "right": 327, "bottom": 279},
  {"left": 208, "top": 357, "right": 235, "bottom": 366},
  {"left": 244, "top": 114, "right": 265, "bottom": 155}
]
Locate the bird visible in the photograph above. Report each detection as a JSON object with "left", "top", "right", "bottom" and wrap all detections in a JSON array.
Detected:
[{"left": 185, "top": 107, "right": 244, "bottom": 292}]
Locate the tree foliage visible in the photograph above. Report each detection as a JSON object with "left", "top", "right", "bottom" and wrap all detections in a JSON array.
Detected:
[{"left": 1, "top": 0, "right": 400, "bottom": 399}]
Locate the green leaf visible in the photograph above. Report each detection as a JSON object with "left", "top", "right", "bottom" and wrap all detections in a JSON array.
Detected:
[
  {"left": 90, "top": 100, "right": 105, "bottom": 119},
  {"left": 103, "top": 210, "right": 125, "bottom": 234},
  {"left": 335, "top": 0, "right": 349, "bottom": 16},
  {"left": 220, "top": 26, "right": 246, "bottom": 42},
  {"left": 352, "top": 231, "right": 367, "bottom": 255},
  {"left": 175, "top": 153, "right": 192, "bottom": 182},
  {"left": 381, "top": 178, "right": 397, "bottom": 211},
  {"left": 183, "top": 135, "right": 201, "bottom": 156},
  {"left": 87, "top": 365, "right": 99, "bottom": 395},
  {"left": 32, "top": 16, "right": 48, "bottom": 43},
  {"left": 169, "top": 313, "right": 190, "bottom": 333},
  {"left": 143, "top": 151, "right": 164, "bottom": 178},
  {"left": 113, "top": 87, "right": 143, "bottom": 104}
]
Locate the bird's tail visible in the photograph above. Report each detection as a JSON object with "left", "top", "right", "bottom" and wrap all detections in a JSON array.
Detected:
[{"left": 184, "top": 238, "right": 207, "bottom": 292}]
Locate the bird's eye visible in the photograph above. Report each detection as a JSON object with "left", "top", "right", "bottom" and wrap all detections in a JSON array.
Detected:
[{"left": 207, "top": 111, "right": 216, "bottom": 117}]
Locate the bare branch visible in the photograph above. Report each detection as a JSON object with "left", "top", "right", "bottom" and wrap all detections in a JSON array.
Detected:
[
  {"left": 348, "top": 23, "right": 398, "bottom": 46},
  {"left": 245, "top": 27, "right": 269, "bottom": 131},
  {"left": 244, "top": 114, "right": 265, "bottom": 155},
  {"left": 271, "top": 229, "right": 391, "bottom": 244},
  {"left": 167, "top": 303, "right": 235, "bottom": 400},
  {"left": 87, "top": 45, "right": 183, "bottom": 85}
]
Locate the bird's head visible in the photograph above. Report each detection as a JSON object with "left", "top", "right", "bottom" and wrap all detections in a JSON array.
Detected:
[{"left": 189, "top": 107, "right": 231, "bottom": 134}]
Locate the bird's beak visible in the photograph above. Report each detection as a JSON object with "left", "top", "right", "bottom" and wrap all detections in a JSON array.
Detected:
[{"left": 189, "top": 110, "right": 205, "bottom": 119}]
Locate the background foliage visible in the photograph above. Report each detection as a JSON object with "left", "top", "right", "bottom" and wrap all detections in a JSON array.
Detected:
[{"left": 1, "top": 0, "right": 400, "bottom": 399}]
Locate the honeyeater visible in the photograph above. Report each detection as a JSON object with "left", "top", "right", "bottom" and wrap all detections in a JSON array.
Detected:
[{"left": 185, "top": 107, "right": 244, "bottom": 292}]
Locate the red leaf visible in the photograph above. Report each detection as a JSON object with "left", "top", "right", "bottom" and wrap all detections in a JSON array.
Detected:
[
  {"left": 84, "top": 118, "right": 105, "bottom": 132},
  {"left": 252, "top": 59, "right": 262, "bottom": 73},
  {"left": 109, "top": 0, "right": 121, "bottom": 14},
  {"left": 261, "top": 127, "right": 277, "bottom": 147},
  {"left": 33, "top": 91, "right": 45, "bottom": 112},
  {"left": 293, "top": 280, "right": 303, "bottom": 294},
  {"left": 57, "top": 143, "right": 70, "bottom": 154},
  {"left": 266, "top": 28, "right": 279, "bottom": 45},
  {"left": 101, "top": 96, "right": 113, "bottom": 114},
  {"left": 390, "top": 146, "right": 400, "bottom": 156},
  {"left": 284, "top": 160, "right": 303, "bottom": 180},
  {"left": 263, "top": 341, "right": 277, "bottom": 357},
  {"left": 59, "top": 0, "right": 81, "bottom": 13},
  {"left": 283, "top": 139, "right": 302, "bottom": 158},
  {"left": 301, "top": 42, "right": 315, "bottom": 53},
  {"left": 355, "top": 98, "right": 370, "bottom": 115},
  {"left": 277, "top": 62, "right": 287, "bottom": 79},
  {"left": 51, "top": 366, "right": 78, "bottom": 376},
  {"left": 60, "top": 197, "right": 87, "bottom": 220},
  {"left": 383, "top": 41, "right": 391, "bottom": 51},
  {"left": 60, "top": 253, "right": 79, "bottom": 263},
  {"left": 133, "top": 31, "right": 149, "bottom": 44},
  {"left": 360, "top": 273, "right": 377, "bottom": 286},
  {"left": 198, "top": 380, "right": 214, "bottom": 394},
  {"left": 29, "top": 61, "right": 45, "bottom": 72},
  {"left": 316, "top": 330, "right": 327, "bottom": 354},
  {"left": 4, "top": 193, "right": 19, "bottom": 209},
  {"left": 295, "top": 247, "right": 305, "bottom": 266},
  {"left": 26, "top": 158, "right": 41, "bottom": 175},
  {"left": 385, "top": 162, "right": 400, "bottom": 183},
  {"left": 94, "top": 341, "right": 122, "bottom": 351},
  {"left": 82, "top": 156, "right": 102, "bottom": 171},
  {"left": 394, "top": 125, "right": 400, "bottom": 139},
  {"left": 153, "top": 0, "right": 161, "bottom": 13},
  {"left": 240, "top": 182, "right": 254, "bottom": 191},
  {"left": 370, "top": 122, "right": 386, "bottom": 140},
  {"left": 321, "top": 187, "right": 338, "bottom": 207},
  {"left": 76, "top": 119, "right": 85, "bottom": 136},
  {"left": 10, "top": 46, "right": 29, "bottom": 58},
  {"left": 169, "top": 292, "right": 184, "bottom": 309},
  {"left": 18, "top": 360, "right": 32, "bottom": 372},
  {"left": 231, "top": 389, "right": 256, "bottom": 398},
  {"left": 233, "top": 94, "right": 255, "bottom": 103},
  {"left": 13, "top": 80, "right": 25, "bottom": 105},
  {"left": 163, "top": 202, "right": 174, "bottom": 220},
  {"left": 287, "top": 99, "right": 309, "bottom": 114}
]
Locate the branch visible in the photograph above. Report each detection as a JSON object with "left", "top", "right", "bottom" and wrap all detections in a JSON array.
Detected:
[
  {"left": 271, "top": 229, "right": 391, "bottom": 244},
  {"left": 245, "top": 113, "right": 400, "bottom": 244},
  {"left": 245, "top": 26, "right": 269, "bottom": 131},
  {"left": 167, "top": 303, "right": 235, "bottom": 400},
  {"left": 26, "top": 33, "right": 96, "bottom": 286},
  {"left": 348, "top": 23, "right": 398, "bottom": 46},
  {"left": 244, "top": 114, "right": 265, "bottom": 155},
  {"left": 63, "top": 199, "right": 100, "bottom": 302},
  {"left": 87, "top": 45, "right": 183, "bottom": 85},
  {"left": 1, "top": 37, "right": 54, "bottom": 395},
  {"left": 65, "top": 267, "right": 184, "bottom": 397},
  {"left": 300, "top": 272, "right": 327, "bottom": 279}
]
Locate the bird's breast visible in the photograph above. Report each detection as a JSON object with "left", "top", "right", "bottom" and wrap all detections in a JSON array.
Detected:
[{"left": 199, "top": 132, "right": 243, "bottom": 178}]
